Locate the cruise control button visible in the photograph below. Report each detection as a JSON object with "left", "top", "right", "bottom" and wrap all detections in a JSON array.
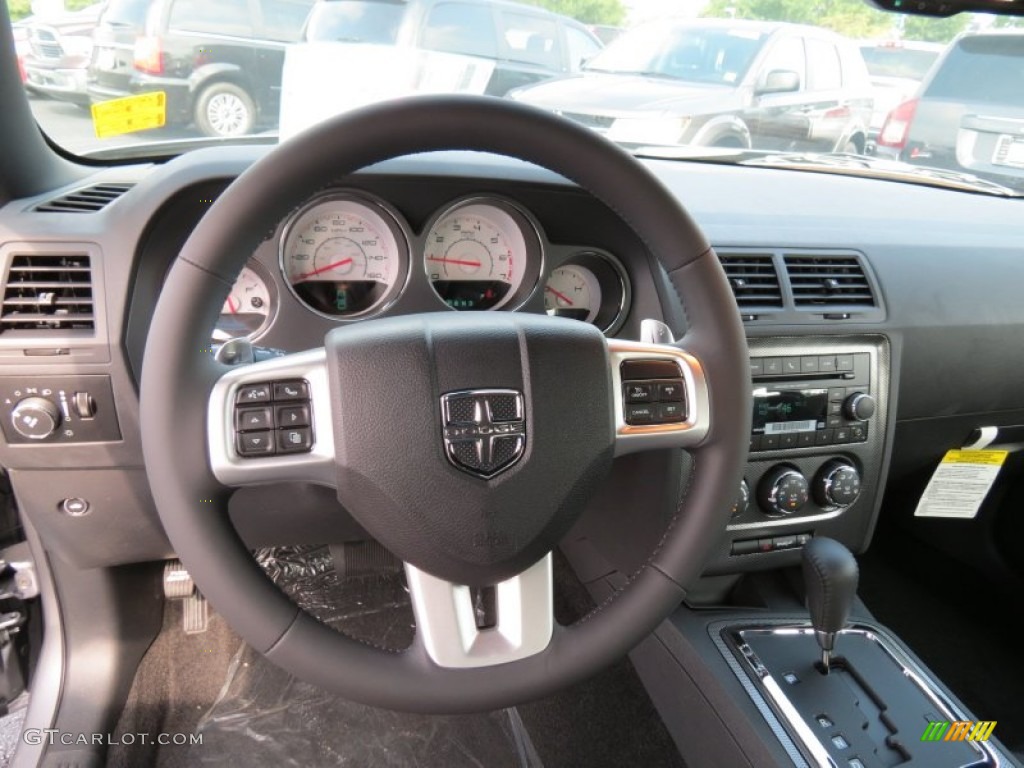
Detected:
[
  {"left": 236, "top": 407, "right": 273, "bottom": 432},
  {"left": 237, "top": 430, "right": 275, "bottom": 456},
  {"left": 277, "top": 427, "right": 312, "bottom": 453},
  {"left": 624, "top": 382, "right": 654, "bottom": 403},
  {"left": 656, "top": 380, "right": 685, "bottom": 402},
  {"left": 625, "top": 404, "right": 656, "bottom": 425},
  {"left": 656, "top": 402, "right": 685, "bottom": 422},
  {"left": 236, "top": 383, "right": 272, "bottom": 404},
  {"left": 276, "top": 404, "right": 310, "bottom": 428},
  {"left": 273, "top": 380, "right": 309, "bottom": 401}
]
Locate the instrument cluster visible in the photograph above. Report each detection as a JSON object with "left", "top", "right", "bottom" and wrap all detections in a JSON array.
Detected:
[{"left": 215, "top": 191, "right": 631, "bottom": 341}]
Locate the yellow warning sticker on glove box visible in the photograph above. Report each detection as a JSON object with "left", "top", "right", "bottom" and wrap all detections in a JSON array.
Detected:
[{"left": 915, "top": 450, "right": 1008, "bottom": 519}]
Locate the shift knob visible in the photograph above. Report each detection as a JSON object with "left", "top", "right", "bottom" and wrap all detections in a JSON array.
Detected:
[{"left": 801, "top": 537, "right": 858, "bottom": 672}]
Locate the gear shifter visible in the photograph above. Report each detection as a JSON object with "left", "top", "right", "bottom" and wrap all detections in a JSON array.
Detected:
[{"left": 801, "top": 537, "right": 858, "bottom": 673}]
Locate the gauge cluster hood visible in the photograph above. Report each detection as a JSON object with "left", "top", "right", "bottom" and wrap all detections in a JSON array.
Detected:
[{"left": 513, "top": 73, "right": 744, "bottom": 117}]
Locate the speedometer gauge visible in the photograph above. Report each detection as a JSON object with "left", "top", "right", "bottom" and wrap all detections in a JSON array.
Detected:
[
  {"left": 281, "top": 194, "right": 409, "bottom": 318},
  {"left": 425, "top": 200, "right": 542, "bottom": 311}
]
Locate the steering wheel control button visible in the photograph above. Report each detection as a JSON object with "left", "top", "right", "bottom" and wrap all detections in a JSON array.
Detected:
[
  {"left": 625, "top": 404, "right": 656, "bottom": 425},
  {"left": 656, "top": 380, "right": 685, "bottom": 401},
  {"left": 236, "top": 407, "right": 273, "bottom": 432},
  {"left": 277, "top": 427, "right": 313, "bottom": 453},
  {"left": 236, "top": 383, "right": 272, "bottom": 404},
  {"left": 237, "top": 430, "right": 275, "bottom": 456},
  {"left": 656, "top": 403, "right": 685, "bottom": 422},
  {"left": 273, "top": 380, "right": 309, "bottom": 401},
  {"left": 624, "top": 382, "right": 654, "bottom": 403},
  {"left": 60, "top": 497, "right": 90, "bottom": 517},
  {"left": 620, "top": 359, "right": 681, "bottom": 380},
  {"left": 276, "top": 404, "right": 310, "bottom": 428}
]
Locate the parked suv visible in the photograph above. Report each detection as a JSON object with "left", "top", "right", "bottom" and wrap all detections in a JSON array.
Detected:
[
  {"left": 21, "top": 1, "right": 105, "bottom": 106},
  {"left": 509, "top": 18, "right": 873, "bottom": 152},
  {"left": 858, "top": 39, "right": 942, "bottom": 142},
  {"left": 301, "top": 0, "right": 603, "bottom": 97},
  {"left": 87, "top": 0, "right": 316, "bottom": 137},
  {"left": 875, "top": 31, "right": 1024, "bottom": 191}
]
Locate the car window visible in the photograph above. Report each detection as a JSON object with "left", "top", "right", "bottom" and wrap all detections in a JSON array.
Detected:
[
  {"left": 565, "top": 26, "right": 600, "bottom": 71},
  {"left": 499, "top": 11, "right": 560, "bottom": 69},
  {"left": 860, "top": 46, "right": 939, "bottom": 80},
  {"left": 806, "top": 38, "right": 842, "bottom": 90},
  {"left": 758, "top": 35, "right": 805, "bottom": 87},
  {"left": 421, "top": 2, "right": 498, "bottom": 59},
  {"left": 100, "top": 0, "right": 149, "bottom": 26},
  {"left": 168, "top": 0, "right": 255, "bottom": 37},
  {"left": 924, "top": 35, "right": 1024, "bottom": 105},
  {"left": 260, "top": 0, "right": 313, "bottom": 42},
  {"left": 303, "top": 0, "right": 404, "bottom": 44},
  {"left": 584, "top": 23, "right": 766, "bottom": 85}
]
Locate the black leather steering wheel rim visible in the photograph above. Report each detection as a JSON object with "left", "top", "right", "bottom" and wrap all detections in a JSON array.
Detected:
[{"left": 140, "top": 95, "right": 750, "bottom": 713}]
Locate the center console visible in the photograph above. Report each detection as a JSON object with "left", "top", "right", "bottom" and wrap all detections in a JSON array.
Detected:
[{"left": 703, "top": 335, "right": 892, "bottom": 575}]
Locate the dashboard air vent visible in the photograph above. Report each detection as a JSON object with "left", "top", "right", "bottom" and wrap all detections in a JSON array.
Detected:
[
  {"left": 1, "top": 254, "right": 94, "bottom": 332},
  {"left": 718, "top": 253, "right": 783, "bottom": 309},
  {"left": 33, "top": 183, "right": 134, "bottom": 213},
  {"left": 784, "top": 254, "right": 876, "bottom": 308}
]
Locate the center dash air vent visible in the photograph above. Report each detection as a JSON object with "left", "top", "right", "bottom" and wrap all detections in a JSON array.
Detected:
[
  {"left": 718, "top": 253, "right": 783, "bottom": 309},
  {"left": 1, "top": 254, "right": 94, "bottom": 332},
  {"left": 33, "top": 182, "right": 134, "bottom": 213},
  {"left": 783, "top": 254, "right": 876, "bottom": 308}
]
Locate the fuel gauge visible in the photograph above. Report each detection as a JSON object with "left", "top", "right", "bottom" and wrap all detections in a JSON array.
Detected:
[{"left": 214, "top": 264, "right": 274, "bottom": 341}]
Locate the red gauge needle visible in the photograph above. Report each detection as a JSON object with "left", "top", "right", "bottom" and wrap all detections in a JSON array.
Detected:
[
  {"left": 427, "top": 256, "right": 482, "bottom": 268},
  {"left": 545, "top": 285, "right": 574, "bottom": 306},
  {"left": 299, "top": 257, "right": 354, "bottom": 280},
  {"left": 226, "top": 295, "right": 239, "bottom": 314}
]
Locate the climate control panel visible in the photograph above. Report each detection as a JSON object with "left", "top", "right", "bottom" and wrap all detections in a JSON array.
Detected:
[{"left": 0, "top": 375, "right": 121, "bottom": 444}]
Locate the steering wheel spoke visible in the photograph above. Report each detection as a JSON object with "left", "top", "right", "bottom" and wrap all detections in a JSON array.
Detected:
[
  {"left": 405, "top": 553, "right": 554, "bottom": 668},
  {"left": 609, "top": 338, "right": 711, "bottom": 456},
  {"left": 207, "top": 348, "right": 336, "bottom": 487}
]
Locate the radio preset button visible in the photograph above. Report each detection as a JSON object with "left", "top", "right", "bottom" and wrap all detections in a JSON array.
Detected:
[
  {"left": 780, "top": 433, "right": 798, "bottom": 449},
  {"left": 762, "top": 434, "right": 780, "bottom": 450},
  {"left": 798, "top": 432, "right": 815, "bottom": 448},
  {"left": 815, "top": 429, "right": 834, "bottom": 446}
]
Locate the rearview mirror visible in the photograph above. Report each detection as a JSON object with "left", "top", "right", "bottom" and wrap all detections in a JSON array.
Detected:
[
  {"left": 867, "top": 0, "right": 1024, "bottom": 16},
  {"left": 756, "top": 69, "right": 800, "bottom": 95}
]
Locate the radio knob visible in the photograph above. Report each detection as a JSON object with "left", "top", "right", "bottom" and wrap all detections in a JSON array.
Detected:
[
  {"left": 814, "top": 460, "right": 862, "bottom": 509},
  {"left": 758, "top": 466, "right": 809, "bottom": 517},
  {"left": 843, "top": 392, "right": 876, "bottom": 421},
  {"left": 11, "top": 396, "right": 61, "bottom": 440}
]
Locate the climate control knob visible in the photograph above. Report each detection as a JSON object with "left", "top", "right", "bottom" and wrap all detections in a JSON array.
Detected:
[
  {"left": 843, "top": 392, "right": 876, "bottom": 421},
  {"left": 10, "top": 396, "right": 61, "bottom": 440},
  {"left": 814, "top": 460, "right": 862, "bottom": 509},
  {"left": 758, "top": 466, "right": 809, "bottom": 517},
  {"left": 730, "top": 479, "right": 751, "bottom": 518}
]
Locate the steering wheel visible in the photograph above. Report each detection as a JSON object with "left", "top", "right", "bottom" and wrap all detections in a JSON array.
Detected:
[{"left": 140, "top": 95, "right": 750, "bottom": 714}]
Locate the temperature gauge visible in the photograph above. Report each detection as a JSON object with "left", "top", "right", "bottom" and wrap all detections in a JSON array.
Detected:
[{"left": 214, "top": 264, "right": 273, "bottom": 341}]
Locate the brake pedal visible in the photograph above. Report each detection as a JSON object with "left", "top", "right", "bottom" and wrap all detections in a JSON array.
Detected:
[{"left": 163, "top": 560, "right": 209, "bottom": 634}]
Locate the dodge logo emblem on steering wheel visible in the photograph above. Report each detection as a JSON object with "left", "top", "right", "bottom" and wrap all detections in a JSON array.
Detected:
[{"left": 440, "top": 389, "right": 526, "bottom": 478}]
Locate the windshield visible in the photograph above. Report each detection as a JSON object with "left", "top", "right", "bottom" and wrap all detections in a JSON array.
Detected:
[
  {"left": 582, "top": 23, "right": 765, "bottom": 85},
  {"left": 860, "top": 44, "right": 940, "bottom": 80},
  {"left": 11, "top": 0, "right": 1024, "bottom": 193}
]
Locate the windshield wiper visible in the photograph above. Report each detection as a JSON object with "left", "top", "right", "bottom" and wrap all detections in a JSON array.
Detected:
[{"left": 742, "top": 152, "right": 1022, "bottom": 197}]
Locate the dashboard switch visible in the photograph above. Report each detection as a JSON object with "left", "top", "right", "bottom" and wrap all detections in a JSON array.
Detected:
[
  {"left": 237, "top": 431, "right": 275, "bottom": 456},
  {"left": 10, "top": 397, "right": 60, "bottom": 440},
  {"left": 625, "top": 404, "right": 655, "bottom": 424},
  {"left": 236, "top": 384, "right": 272, "bottom": 404},
  {"left": 72, "top": 392, "right": 96, "bottom": 419},
  {"left": 624, "top": 382, "right": 654, "bottom": 403},
  {"left": 277, "top": 427, "right": 312, "bottom": 453},
  {"left": 236, "top": 407, "right": 273, "bottom": 432},
  {"left": 273, "top": 380, "right": 309, "bottom": 401}
]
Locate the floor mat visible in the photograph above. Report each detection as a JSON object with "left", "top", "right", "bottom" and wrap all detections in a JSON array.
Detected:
[
  {"left": 109, "top": 546, "right": 684, "bottom": 768},
  {"left": 859, "top": 522, "right": 1024, "bottom": 757}
]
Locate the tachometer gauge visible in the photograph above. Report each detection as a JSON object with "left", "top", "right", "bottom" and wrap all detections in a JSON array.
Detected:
[
  {"left": 544, "top": 264, "right": 601, "bottom": 324},
  {"left": 544, "top": 252, "right": 630, "bottom": 335},
  {"left": 214, "top": 264, "right": 273, "bottom": 341},
  {"left": 424, "top": 200, "right": 541, "bottom": 311},
  {"left": 281, "top": 194, "right": 409, "bottom": 318}
]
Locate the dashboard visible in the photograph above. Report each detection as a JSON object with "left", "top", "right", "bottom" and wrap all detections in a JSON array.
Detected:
[{"left": 2, "top": 146, "right": 1024, "bottom": 580}]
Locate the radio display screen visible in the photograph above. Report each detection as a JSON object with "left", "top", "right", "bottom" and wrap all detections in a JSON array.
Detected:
[{"left": 752, "top": 389, "right": 828, "bottom": 434}]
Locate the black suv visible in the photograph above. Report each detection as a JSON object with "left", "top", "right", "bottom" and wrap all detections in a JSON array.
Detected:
[
  {"left": 875, "top": 31, "right": 1024, "bottom": 192},
  {"left": 88, "top": 0, "right": 316, "bottom": 137}
]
